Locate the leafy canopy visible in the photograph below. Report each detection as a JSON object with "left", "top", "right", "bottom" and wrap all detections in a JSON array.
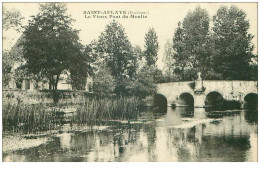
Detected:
[
  {"left": 22, "top": 3, "right": 85, "bottom": 90},
  {"left": 144, "top": 27, "right": 159, "bottom": 66}
]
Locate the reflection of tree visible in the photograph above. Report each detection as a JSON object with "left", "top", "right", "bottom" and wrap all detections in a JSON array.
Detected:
[
  {"left": 178, "top": 106, "right": 194, "bottom": 118},
  {"left": 244, "top": 110, "right": 258, "bottom": 124},
  {"left": 198, "top": 135, "right": 250, "bottom": 162},
  {"left": 143, "top": 123, "right": 157, "bottom": 161}
]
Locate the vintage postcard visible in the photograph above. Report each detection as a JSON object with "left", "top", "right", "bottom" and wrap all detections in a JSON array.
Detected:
[{"left": 2, "top": 2, "right": 258, "bottom": 162}]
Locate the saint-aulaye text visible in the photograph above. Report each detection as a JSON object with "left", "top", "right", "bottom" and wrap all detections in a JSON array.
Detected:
[{"left": 84, "top": 10, "right": 149, "bottom": 19}]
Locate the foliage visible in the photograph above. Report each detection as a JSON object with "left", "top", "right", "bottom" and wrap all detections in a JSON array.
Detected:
[
  {"left": 97, "top": 20, "right": 138, "bottom": 95},
  {"left": 211, "top": 5, "right": 255, "bottom": 80},
  {"left": 171, "top": 5, "right": 256, "bottom": 81},
  {"left": 14, "top": 66, "right": 30, "bottom": 89},
  {"left": 93, "top": 64, "right": 116, "bottom": 97},
  {"left": 182, "top": 6, "right": 211, "bottom": 72},
  {"left": 3, "top": 7, "right": 24, "bottom": 87},
  {"left": 69, "top": 44, "right": 95, "bottom": 90},
  {"left": 153, "top": 67, "right": 165, "bottom": 83},
  {"left": 125, "top": 66, "right": 157, "bottom": 99},
  {"left": 22, "top": 3, "right": 87, "bottom": 90},
  {"left": 2, "top": 51, "right": 13, "bottom": 87},
  {"left": 223, "top": 100, "right": 241, "bottom": 110},
  {"left": 130, "top": 45, "right": 143, "bottom": 77},
  {"left": 202, "top": 70, "right": 222, "bottom": 80},
  {"left": 162, "top": 39, "right": 174, "bottom": 79},
  {"left": 97, "top": 20, "right": 135, "bottom": 80},
  {"left": 172, "top": 22, "right": 187, "bottom": 80},
  {"left": 172, "top": 7, "right": 211, "bottom": 80},
  {"left": 3, "top": 7, "right": 24, "bottom": 32},
  {"left": 183, "top": 68, "right": 198, "bottom": 81},
  {"left": 144, "top": 27, "right": 159, "bottom": 66},
  {"left": 249, "top": 63, "right": 258, "bottom": 81}
]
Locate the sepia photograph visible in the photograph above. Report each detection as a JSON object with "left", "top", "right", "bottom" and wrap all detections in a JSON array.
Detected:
[{"left": 1, "top": 1, "right": 258, "bottom": 162}]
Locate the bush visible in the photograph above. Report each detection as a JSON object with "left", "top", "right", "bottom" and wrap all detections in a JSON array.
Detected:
[
  {"left": 125, "top": 66, "right": 157, "bottom": 99},
  {"left": 223, "top": 100, "right": 241, "bottom": 110},
  {"left": 93, "top": 65, "right": 116, "bottom": 97}
]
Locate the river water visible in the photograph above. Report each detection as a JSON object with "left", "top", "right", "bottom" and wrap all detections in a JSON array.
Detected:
[{"left": 3, "top": 107, "right": 258, "bottom": 162}]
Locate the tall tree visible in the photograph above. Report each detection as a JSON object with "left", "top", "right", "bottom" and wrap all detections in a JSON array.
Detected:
[
  {"left": 172, "top": 7, "right": 211, "bottom": 81},
  {"left": 172, "top": 22, "right": 188, "bottom": 80},
  {"left": 212, "top": 5, "right": 255, "bottom": 80},
  {"left": 144, "top": 27, "right": 159, "bottom": 66},
  {"left": 182, "top": 6, "right": 211, "bottom": 75},
  {"left": 163, "top": 39, "right": 174, "bottom": 79},
  {"left": 22, "top": 3, "right": 85, "bottom": 90},
  {"left": 97, "top": 20, "right": 135, "bottom": 94}
]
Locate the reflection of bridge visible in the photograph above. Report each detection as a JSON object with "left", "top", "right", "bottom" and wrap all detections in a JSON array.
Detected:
[{"left": 156, "top": 80, "right": 258, "bottom": 108}]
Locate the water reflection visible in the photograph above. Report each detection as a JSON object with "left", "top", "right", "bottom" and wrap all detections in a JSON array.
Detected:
[{"left": 3, "top": 107, "right": 258, "bottom": 162}]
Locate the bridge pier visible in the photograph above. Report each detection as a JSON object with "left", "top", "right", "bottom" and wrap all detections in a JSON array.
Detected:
[{"left": 194, "top": 94, "right": 205, "bottom": 108}]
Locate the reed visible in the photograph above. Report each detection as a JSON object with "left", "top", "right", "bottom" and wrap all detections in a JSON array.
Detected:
[
  {"left": 74, "top": 97, "right": 141, "bottom": 124},
  {"left": 3, "top": 103, "right": 61, "bottom": 134},
  {"left": 3, "top": 97, "right": 142, "bottom": 134}
]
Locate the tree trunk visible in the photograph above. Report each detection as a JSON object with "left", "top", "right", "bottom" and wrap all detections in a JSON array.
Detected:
[
  {"left": 49, "top": 82, "right": 51, "bottom": 90},
  {"left": 49, "top": 76, "right": 53, "bottom": 90},
  {"left": 54, "top": 74, "right": 60, "bottom": 91}
]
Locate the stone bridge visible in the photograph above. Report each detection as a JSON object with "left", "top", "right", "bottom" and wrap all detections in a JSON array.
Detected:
[{"left": 156, "top": 80, "right": 258, "bottom": 108}]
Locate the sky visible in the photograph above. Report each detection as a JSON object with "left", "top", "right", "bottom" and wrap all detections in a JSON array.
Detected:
[{"left": 3, "top": 2, "right": 258, "bottom": 69}]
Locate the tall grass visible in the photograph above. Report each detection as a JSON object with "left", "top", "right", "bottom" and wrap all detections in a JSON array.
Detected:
[
  {"left": 3, "top": 103, "right": 61, "bottom": 134},
  {"left": 3, "top": 97, "right": 142, "bottom": 134},
  {"left": 74, "top": 97, "right": 141, "bottom": 124}
]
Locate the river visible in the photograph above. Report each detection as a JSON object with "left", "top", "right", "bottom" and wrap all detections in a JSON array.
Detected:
[{"left": 2, "top": 107, "right": 258, "bottom": 162}]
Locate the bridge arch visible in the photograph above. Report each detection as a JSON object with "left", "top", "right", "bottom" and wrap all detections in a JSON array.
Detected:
[
  {"left": 153, "top": 93, "right": 167, "bottom": 111},
  {"left": 244, "top": 93, "right": 258, "bottom": 109},
  {"left": 178, "top": 92, "right": 194, "bottom": 107},
  {"left": 205, "top": 91, "right": 224, "bottom": 108}
]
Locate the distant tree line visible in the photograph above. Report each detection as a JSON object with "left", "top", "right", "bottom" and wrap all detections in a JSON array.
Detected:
[{"left": 163, "top": 6, "right": 257, "bottom": 82}]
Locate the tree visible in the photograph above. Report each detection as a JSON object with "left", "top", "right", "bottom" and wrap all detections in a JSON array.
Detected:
[
  {"left": 144, "top": 27, "right": 159, "bottom": 66},
  {"left": 22, "top": 3, "right": 85, "bottom": 90},
  {"left": 125, "top": 66, "right": 157, "bottom": 99},
  {"left": 93, "top": 64, "right": 116, "bottom": 97},
  {"left": 172, "top": 7, "right": 211, "bottom": 80},
  {"left": 69, "top": 44, "right": 95, "bottom": 90},
  {"left": 249, "top": 63, "right": 258, "bottom": 81},
  {"left": 183, "top": 7, "right": 211, "bottom": 74},
  {"left": 3, "top": 7, "right": 24, "bottom": 87},
  {"left": 162, "top": 39, "right": 175, "bottom": 81},
  {"left": 97, "top": 20, "right": 135, "bottom": 94},
  {"left": 212, "top": 5, "right": 255, "bottom": 80},
  {"left": 129, "top": 45, "right": 143, "bottom": 78},
  {"left": 172, "top": 22, "right": 188, "bottom": 80}
]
